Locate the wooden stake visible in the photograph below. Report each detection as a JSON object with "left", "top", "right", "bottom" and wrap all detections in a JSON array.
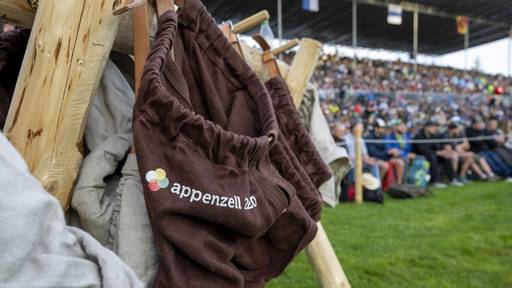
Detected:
[
  {"left": 271, "top": 38, "right": 300, "bottom": 56},
  {"left": 132, "top": 2, "right": 150, "bottom": 95},
  {"left": 354, "top": 124, "right": 364, "bottom": 204},
  {"left": 285, "top": 38, "right": 322, "bottom": 106},
  {"left": 306, "top": 222, "right": 351, "bottom": 288},
  {"left": 0, "top": 0, "right": 36, "bottom": 27},
  {"left": 3, "top": 0, "right": 121, "bottom": 208},
  {"left": 232, "top": 10, "right": 270, "bottom": 34}
]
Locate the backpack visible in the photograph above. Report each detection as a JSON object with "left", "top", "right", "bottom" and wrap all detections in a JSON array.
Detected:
[
  {"left": 387, "top": 184, "right": 431, "bottom": 199},
  {"left": 406, "top": 156, "right": 430, "bottom": 188},
  {"left": 363, "top": 187, "right": 384, "bottom": 203},
  {"left": 340, "top": 184, "right": 384, "bottom": 204}
]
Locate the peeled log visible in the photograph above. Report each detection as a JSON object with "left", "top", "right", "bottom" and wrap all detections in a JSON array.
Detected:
[{"left": 4, "top": 0, "right": 121, "bottom": 207}]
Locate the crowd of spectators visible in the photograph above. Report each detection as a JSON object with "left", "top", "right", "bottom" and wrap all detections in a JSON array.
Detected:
[{"left": 311, "top": 54, "right": 512, "bottom": 190}]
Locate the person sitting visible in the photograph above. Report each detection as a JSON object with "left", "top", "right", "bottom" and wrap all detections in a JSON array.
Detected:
[
  {"left": 413, "top": 119, "right": 462, "bottom": 188},
  {"left": 342, "top": 119, "right": 388, "bottom": 182},
  {"left": 366, "top": 118, "right": 406, "bottom": 185},
  {"left": 385, "top": 119, "right": 417, "bottom": 183},
  {"left": 466, "top": 116, "right": 512, "bottom": 180},
  {"left": 444, "top": 122, "right": 480, "bottom": 183},
  {"left": 367, "top": 118, "right": 407, "bottom": 185},
  {"left": 487, "top": 118, "right": 512, "bottom": 169}
]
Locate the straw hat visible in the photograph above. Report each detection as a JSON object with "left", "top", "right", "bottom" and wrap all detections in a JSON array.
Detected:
[{"left": 362, "top": 173, "right": 381, "bottom": 190}]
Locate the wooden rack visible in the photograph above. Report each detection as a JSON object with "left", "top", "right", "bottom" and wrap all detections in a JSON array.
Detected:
[{"left": 0, "top": 2, "right": 351, "bottom": 287}]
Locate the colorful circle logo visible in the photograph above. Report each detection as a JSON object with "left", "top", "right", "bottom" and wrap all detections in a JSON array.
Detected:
[{"left": 145, "top": 168, "right": 169, "bottom": 192}]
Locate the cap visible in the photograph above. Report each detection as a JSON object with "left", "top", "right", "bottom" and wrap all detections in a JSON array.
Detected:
[
  {"left": 375, "top": 118, "right": 386, "bottom": 128},
  {"left": 448, "top": 122, "right": 458, "bottom": 130}
]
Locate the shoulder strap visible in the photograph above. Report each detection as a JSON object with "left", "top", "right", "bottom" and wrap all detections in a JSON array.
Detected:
[{"left": 252, "top": 33, "right": 281, "bottom": 78}]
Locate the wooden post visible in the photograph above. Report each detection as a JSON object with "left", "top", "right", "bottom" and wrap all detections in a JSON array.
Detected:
[
  {"left": 271, "top": 38, "right": 300, "bottom": 56},
  {"left": 0, "top": 0, "right": 36, "bottom": 27},
  {"left": 232, "top": 10, "right": 270, "bottom": 34},
  {"left": 306, "top": 223, "right": 351, "bottom": 288},
  {"left": 354, "top": 124, "right": 364, "bottom": 204},
  {"left": 3, "top": 0, "right": 121, "bottom": 207},
  {"left": 285, "top": 38, "right": 322, "bottom": 106}
]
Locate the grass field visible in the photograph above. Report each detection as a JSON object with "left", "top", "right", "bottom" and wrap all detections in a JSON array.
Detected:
[{"left": 268, "top": 181, "right": 512, "bottom": 288}]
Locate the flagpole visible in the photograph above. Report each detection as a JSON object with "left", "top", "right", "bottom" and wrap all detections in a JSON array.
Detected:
[
  {"left": 413, "top": 4, "right": 418, "bottom": 72},
  {"left": 464, "top": 19, "right": 469, "bottom": 72},
  {"left": 352, "top": 0, "right": 357, "bottom": 60},
  {"left": 508, "top": 26, "right": 511, "bottom": 77},
  {"left": 277, "top": 0, "right": 283, "bottom": 40}
]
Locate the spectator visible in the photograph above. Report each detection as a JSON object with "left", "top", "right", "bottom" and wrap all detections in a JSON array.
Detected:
[
  {"left": 466, "top": 116, "right": 512, "bottom": 180},
  {"left": 308, "top": 53, "right": 512, "bottom": 188},
  {"left": 366, "top": 118, "right": 406, "bottom": 184},
  {"left": 487, "top": 118, "right": 512, "bottom": 168},
  {"left": 446, "top": 122, "right": 498, "bottom": 181},
  {"left": 343, "top": 119, "right": 388, "bottom": 181},
  {"left": 386, "top": 119, "right": 417, "bottom": 184},
  {"left": 413, "top": 119, "right": 462, "bottom": 188},
  {"left": 445, "top": 123, "right": 475, "bottom": 183}
]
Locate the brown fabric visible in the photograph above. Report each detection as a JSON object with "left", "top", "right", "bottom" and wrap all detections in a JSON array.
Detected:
[
  {"left": 0, "top": 28, "right": 30, "bottom": 128},
  {"left": 132, "top": 1, "right": 316, "bottom": 287},
  {"left": 263, "top": 77, "right": 324, "bottom": 221},
  {"left": 265, "top": 77, "right": 332, "bottom": 189}
]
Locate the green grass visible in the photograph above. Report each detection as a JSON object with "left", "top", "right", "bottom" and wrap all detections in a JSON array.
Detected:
[{"left": 268, "top": 181, "right": 512, "bottom": 288}]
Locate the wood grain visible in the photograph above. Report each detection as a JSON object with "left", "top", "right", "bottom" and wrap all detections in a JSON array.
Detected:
[
  {"left": 4, "top": 0, "right": 121, "bottom": 207},
  {"left": 285, "top": 38, "right": 322, "bottom": 106},
  {"left": 306, "top": 223, "right": 352, "bottom": 288},
  {"left": 354, "top": 124, "right": 364, "bottom": 204}
]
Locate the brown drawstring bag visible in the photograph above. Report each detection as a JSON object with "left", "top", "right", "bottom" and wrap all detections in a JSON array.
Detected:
[{"left": 133, "top": 1, "right": 316, "bottom": 287}]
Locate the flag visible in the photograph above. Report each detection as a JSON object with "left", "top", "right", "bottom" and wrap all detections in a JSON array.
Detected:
[
  {"left": 387, "top": 4, "right": 402, "bottom": 25},
  {"left": 456, "top": 16, "right": 468, "bottom": 35},
  {"left": 302, "top": 0, "right": 319, "bottom": 12}
]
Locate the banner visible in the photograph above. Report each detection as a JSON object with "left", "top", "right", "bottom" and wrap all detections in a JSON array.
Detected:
[
  {"left": 387, "top": 4, "right": 402, "bottom": 25},
  {"left": 456, "top": 16, "right": 469, "bottom": 35},
  {"left": 302, "top": 0, "right": 319, "bottom": 12}
]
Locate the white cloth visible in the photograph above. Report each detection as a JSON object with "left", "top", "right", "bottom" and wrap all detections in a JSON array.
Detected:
[
  {"left": 303, "top": 83, "right": 351, "bottom": 207},
  {"left": 71, "top": 60, "right": 158, "bottom": 285},
  {"left": 0, "top": 133, "right": 143, "bottom": 288}
]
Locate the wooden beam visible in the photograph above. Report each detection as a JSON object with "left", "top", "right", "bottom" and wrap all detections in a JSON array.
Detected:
[
  {"left": 306, "top": 223, "right": 351, "bottom": 288},
  {"left": 3, "top": 0, "right": 121, "bottom": 207},
  {"left": 0, "top": 0, "right": 36, "bottom": 27},
  {"left": 354, "top": 124, "right": 364, "bottom": 204},
  {"left": 285, "top": 38, "right": 322, "bottom": 106},
  {"left": 271, "top": 38, "right": 300, "bottom": 56},
  {"left": 232, "top": 10, "right": 270, "bottom": 34}
]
